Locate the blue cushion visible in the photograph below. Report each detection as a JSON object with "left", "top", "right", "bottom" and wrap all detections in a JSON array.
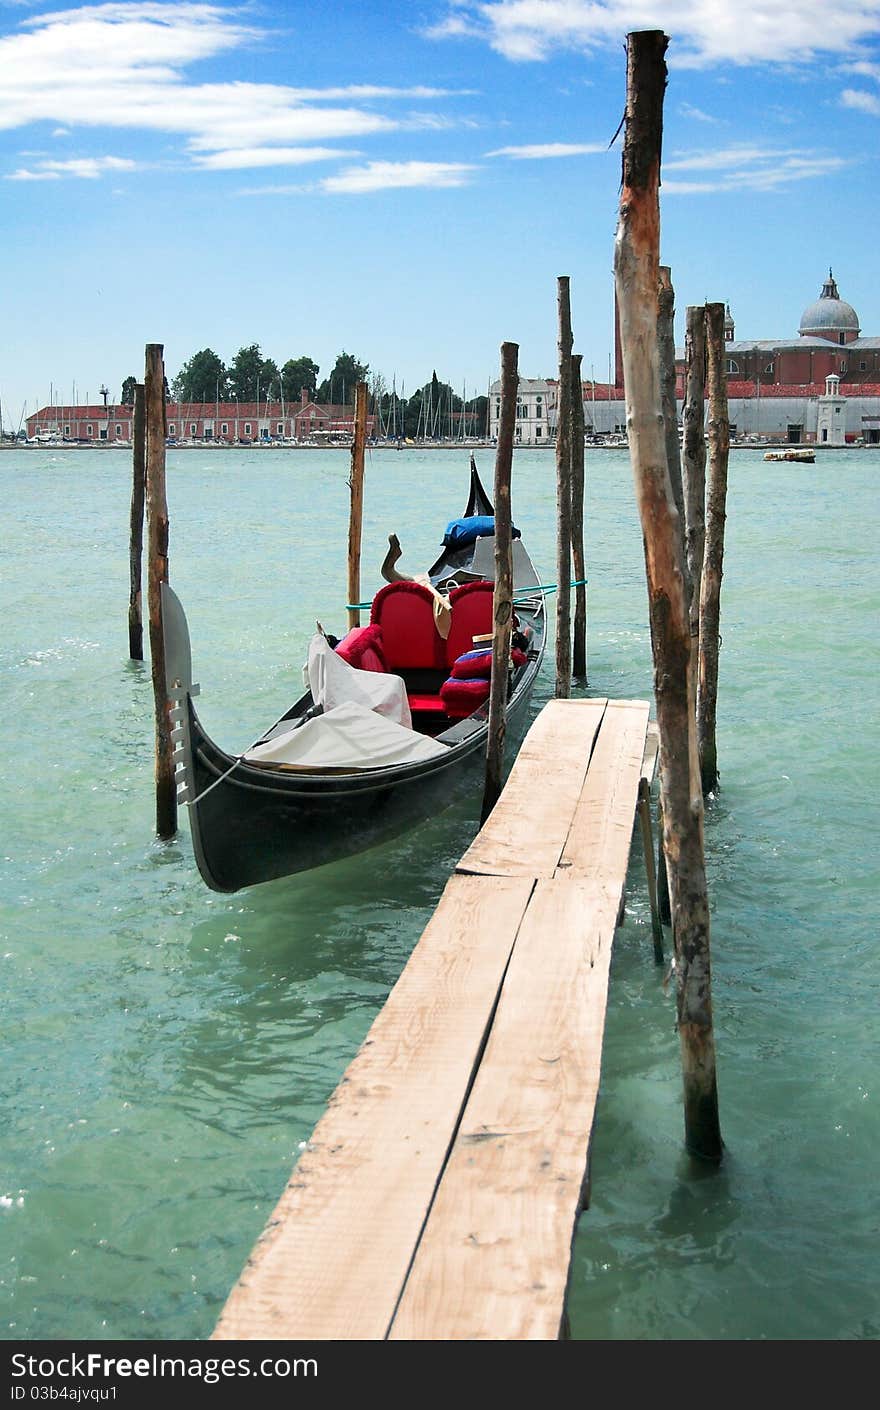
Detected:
[{"left": 441, "top": 515, "right": 521, "bottom": 550}]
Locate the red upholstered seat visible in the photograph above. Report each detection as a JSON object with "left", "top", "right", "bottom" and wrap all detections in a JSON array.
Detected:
[
  {"left": 370, "top": 582, "right": 449, "bottom": 673},
  {"left": 445, "top": 581, "right": 496, "bottom": 667},
  {"left": 334, "top": 623, "right": 387, "bottom": 673},
  {"left": 407, "top": 693, "right": 447, "bottom": 714},
  {"left": 440, "top": 676, "right": 490, "bottom": 719}
]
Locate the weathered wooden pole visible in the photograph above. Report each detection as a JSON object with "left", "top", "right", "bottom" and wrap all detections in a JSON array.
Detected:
[
  {"left": 145, "top": 344, "right": 176, "bottom": 840},
  {"left": 658, "top": 266, "right": 690, "bottom": 600},
  {"left": 698, "top": 303, "right": 730, "bottom": 795},
  {"left": 570, "top": 353, "right": 588, "bottom": 680},
  {"left": 681, "top": 305, "right": 708, "bottom": 637},
  {"left": 481, "top": 341, "right": 518, "bottom": 824},
  {"left": 347, "top": 381, "right": 368, "bottom": 631},
  {"left": 555, "top": 277, "right": 573, "bottom": 698},
  {"left": 638, "top": 776, "right": 665, "bottom": 963},
  {"left": 613, "top": 29, "right": 722, "bottom": 1162},
  {"left": 128, "top": 383, "right": 146, "bottom": 660},
  {"left": 664, "top": 298, "right": 707, "bottom": 925}
]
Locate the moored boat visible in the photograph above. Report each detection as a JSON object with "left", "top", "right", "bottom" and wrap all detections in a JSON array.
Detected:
[
  {"left": 763, "top": 448, "right": 816, "bottom": 463},
  {"left": 163, "top": 459, "right": 546, "bottom": 891}
]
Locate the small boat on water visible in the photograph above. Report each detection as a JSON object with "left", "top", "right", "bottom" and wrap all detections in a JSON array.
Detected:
[
  {"left": 763, "top": 449, "right": 816, "bottom": 463},
  {"left": 163, "top": 459, "right": 546, "bottom": 891}
]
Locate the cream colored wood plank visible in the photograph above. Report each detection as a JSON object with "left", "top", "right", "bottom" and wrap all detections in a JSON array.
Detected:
[
  {"left": 389, "top": 879, "right": 620, "bottom": 1341},
  {"left": 555, "top": 699, "right": 650, "bottom": 880},
  {"left": 642, "top": 720, "right": 660, "bottom": 783},
  {"left": 212, "top": 873, "right": 535, "bottom": 1342},
  {"left": 456, "top": 698, "right": 608, "bottom": 878}
]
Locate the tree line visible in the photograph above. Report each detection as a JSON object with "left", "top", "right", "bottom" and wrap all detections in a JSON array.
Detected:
[{"left": 119, "top": 348, "right": 489, "bottom": 437}]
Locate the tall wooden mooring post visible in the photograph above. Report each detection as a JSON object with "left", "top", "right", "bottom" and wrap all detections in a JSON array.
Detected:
[{"left": 614, "top": 29, "right": 722, "bottom": 1162}]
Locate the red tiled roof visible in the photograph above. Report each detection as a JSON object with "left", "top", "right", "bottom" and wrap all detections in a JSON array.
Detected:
[{"left": 726, "top": 382, "right": 880, "bottom": 398}]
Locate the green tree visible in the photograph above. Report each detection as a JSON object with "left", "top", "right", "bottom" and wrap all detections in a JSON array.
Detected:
[
  {"left": 228, "top": 344, "right": 280, "bottom": 403},
  {"left": 120, "top": 376, "right": 138, "bottom": 406},
  {"left": 281, "top": 356, "right": 319, "bottom": 402},
  {"left": 316, "top": 351, "right": 369, "bottom": 405},
  {"left": 170, "top": 349, "right": 228, "bottom": 403},
  {"left": 468, "top": 394, "right": 489, "bottom": 438}
]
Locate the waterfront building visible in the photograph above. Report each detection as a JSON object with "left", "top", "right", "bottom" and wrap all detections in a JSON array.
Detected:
[
  {"left": 490, "top": 274, "right": 878, "bottom": 448},
  {"left": 673, "top": 271, "right": 880, "bottom": 444},
  {"left": 24, "top": 386, "right": 375, "bottom": 444}
]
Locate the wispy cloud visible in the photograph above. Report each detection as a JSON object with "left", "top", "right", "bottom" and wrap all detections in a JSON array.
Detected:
[
  {"left": 486, "top": 141, "right": 607, "bottom": 157},
  {"left": 841, "top": 87, "right": 880, "bottom": 115},
  {"left": 6, "top": 153, "right": 136, "bottom": 179},
  {"left": 0, "top": 3, "right": 471, "bottom": 174},
  {"left": 426, "top": 1, "right": 880, "bottom": 68},
  {"left": 678, "top": 102, "right": 721, "bottom": 124},
  {"left": 193, "top": 146, "right": 357, "bottom": 171},
  {"left": 321, "top": 160, "right": 477, "bottom": 194},
  {"left": 663, "top": 144, "right": 850, "bottom": 193},
  {"left": 838, "top": 59, "right": 880, "bottom": 80}
]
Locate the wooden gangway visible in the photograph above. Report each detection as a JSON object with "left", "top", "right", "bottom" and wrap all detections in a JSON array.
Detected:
[{"left": 212, "top": 697, "right": 657, "bottom": 1341}]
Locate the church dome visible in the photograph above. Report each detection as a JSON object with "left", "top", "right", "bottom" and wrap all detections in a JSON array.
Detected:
[{"left": 799, "top": 270, "right": 860, "bottom": 337}]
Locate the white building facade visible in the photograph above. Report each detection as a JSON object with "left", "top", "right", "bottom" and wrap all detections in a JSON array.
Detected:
[{"left": 488, "top": 378, "right": 557, "bottom": 446}]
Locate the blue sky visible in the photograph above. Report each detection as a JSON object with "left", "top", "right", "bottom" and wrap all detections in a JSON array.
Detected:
[{"left": 1, "top": 0, "right": 879, "bottom": 422}]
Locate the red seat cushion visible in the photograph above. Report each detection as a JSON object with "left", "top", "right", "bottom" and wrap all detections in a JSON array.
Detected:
[
  {"left": 451, "top": 646, "right": 528, "bottom": 679},
  {"left": 335, "top": 624, "right": 387, "bottom": 673},
  {"left": 446, "top": 581, "right": 496, "bottom": 667},
  {"left": 370, "top": 582, "right": 449, "bottom": 672},
  {"left": 439, "top": 676, "right": 490, "bottom": 719},
  {"left": 407, "top": 693, "right": 447, "bottom": 714}
]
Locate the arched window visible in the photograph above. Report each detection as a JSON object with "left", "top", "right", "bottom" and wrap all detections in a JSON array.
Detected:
[{"left": 726, "top": 358, "right": 739, "bottom": 374}]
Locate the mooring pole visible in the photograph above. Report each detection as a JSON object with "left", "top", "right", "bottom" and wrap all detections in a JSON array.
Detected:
[
  {"left": 682, "top": 305, "right": 708, "bottom": 638},
  {"left": 698, "top": 303, "right": 730, "bottom": 795},
  {"left": 658, "top": 266, "right": 692, "bottom": 605},
  {"left": 128, "top": 383, "right": 146, "bottom": 660},
  {"left": 481, "top": 341, "right": 518, "bottom": 824},
  {"left": 613, "top": 28, "right": 722, "bottom": 1162},
  {"left": 555, "top": 276, "right": 573, "bottom": 698},
  {"left": 145, "top": 344, "right": 176, "bottom": 840},
  {"left": 347, "top": 381, "right": 368, "bottom": 632},
  {"left": 570, "top": 353, "right": 588, "bottom": 681}
]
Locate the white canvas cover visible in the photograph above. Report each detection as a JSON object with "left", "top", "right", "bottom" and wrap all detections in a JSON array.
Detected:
[
  {"left": 244, "top": 701, "right": 448, "bottom": 771},
  {"left": 307, "top": 632, "right": 412, "bottom": 726}
]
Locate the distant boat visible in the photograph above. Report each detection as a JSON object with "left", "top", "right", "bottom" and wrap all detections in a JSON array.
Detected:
[{"left": 764, "top": 449, "right": 815, "bottom": 463}]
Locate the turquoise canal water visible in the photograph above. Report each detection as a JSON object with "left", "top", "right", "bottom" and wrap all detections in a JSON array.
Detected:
[{"left": 1, "top": 445, "right": 877, "bottom": 1342}]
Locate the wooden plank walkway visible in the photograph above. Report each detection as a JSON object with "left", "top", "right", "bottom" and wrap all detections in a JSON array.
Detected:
[{"left": 213, "top": 697, "right": 653, "bottom": 1342}]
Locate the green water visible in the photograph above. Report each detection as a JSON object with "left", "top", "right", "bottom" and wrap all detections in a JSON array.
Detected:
[{"left": 1, "top": 446, "right": 877, "bottom": 1341}]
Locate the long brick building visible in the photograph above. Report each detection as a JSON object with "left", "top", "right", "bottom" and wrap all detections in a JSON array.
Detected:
[{"left": 24, "top": 386, "right": 375, "bottom": 445}]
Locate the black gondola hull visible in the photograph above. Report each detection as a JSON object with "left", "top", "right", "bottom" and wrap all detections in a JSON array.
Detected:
[{"left": 185, "top": 659, "right": 540, "bottom": 891}]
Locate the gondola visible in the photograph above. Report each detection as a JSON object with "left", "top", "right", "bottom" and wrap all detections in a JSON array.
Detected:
[{"left": 162, "top": 459, "right": 546, "bottom": 891}]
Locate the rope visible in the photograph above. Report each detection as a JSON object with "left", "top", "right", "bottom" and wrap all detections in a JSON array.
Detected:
[{"left": 186, "top": 707, "right": 303, "bottom": 808}]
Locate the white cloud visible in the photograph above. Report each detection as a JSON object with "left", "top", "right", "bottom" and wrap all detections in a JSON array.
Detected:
[
  {"left": 321, "top": 160, "right": 476, "bottom": 194},
  {"left": 0, "top": 4, "right": 468, "bottom": 170},
  {"left": 426, "top": 1, "right": 880, "bottom": 68},
  {"left": 486, "top": 140, "right": 607, "bottom": 156},
  {"left": 678, "top": 102, "right": 720, "bottom": 123},
  {"left": 6, "top": 152, "right": 136, "bottom": 179},
  {"left": 839, "top": 59, "right": 880, "bottom": 80},
  {"left": 841, "top": 87, "right": 880, "bottom": 114},
  {"left": 663, "top": 143, "right": 850, "bottom": 193},
  {"left": 7, "top": 166, "right": 59, "bottom": 180},
  {"left": 193, "top": 146, "right": 357, "bottom": 171}
]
